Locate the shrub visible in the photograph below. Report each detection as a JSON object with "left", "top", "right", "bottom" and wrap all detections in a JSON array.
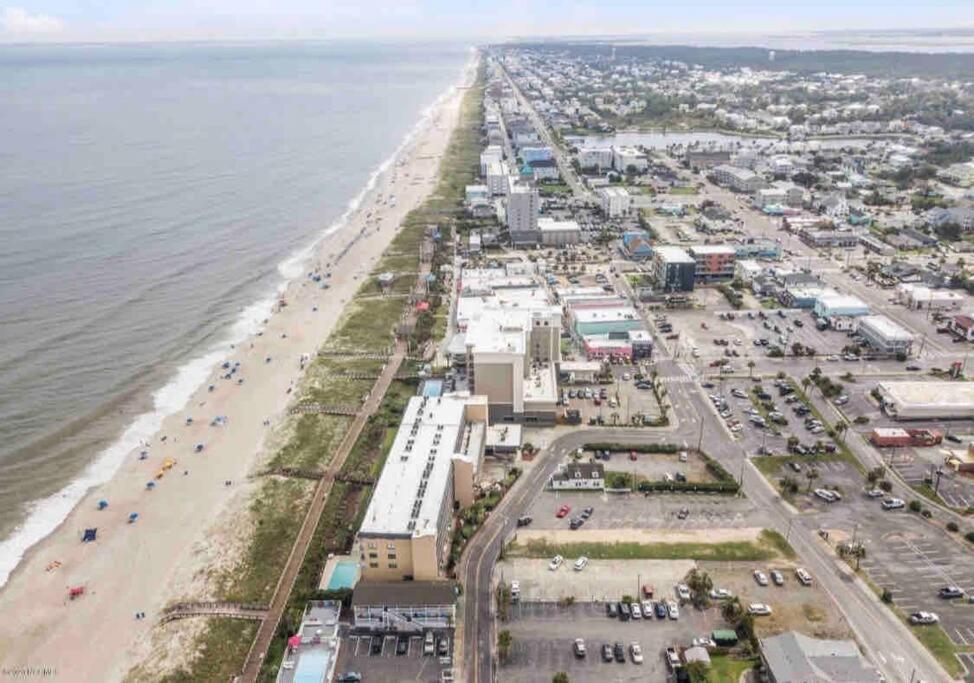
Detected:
[
  {"left": 947, "top": 522, "right": 959, "bottom": 532},
  {"left": 909, "top": 500, "right": 922, "bottom": 513},
  {"left": 965, "top": 531, "right": 974, "bottom": 544},
  {"left": 881, "top": 588, "right": 894, "bottom": 604}
]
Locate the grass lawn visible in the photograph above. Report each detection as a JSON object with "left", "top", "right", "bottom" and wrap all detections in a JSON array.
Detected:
[
  {"left": 509, "top": 529, "right": 794, "bottom": 562},
  {"left": 668, "top": 185, "right": 699, "bottom": 195},
  {"left": 155, "top": 619, "right": 260, "bottom": 683},
  {"left": 705, "top": 654, "right": 759, "bottom": 682}
]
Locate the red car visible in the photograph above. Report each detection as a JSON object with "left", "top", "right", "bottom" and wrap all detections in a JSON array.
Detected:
[
  {"left": 556, "top": 504, "right": 571, "bottom": 518},
  {"left": 629, "top": 450, "right": 638, "bottom": 461}
]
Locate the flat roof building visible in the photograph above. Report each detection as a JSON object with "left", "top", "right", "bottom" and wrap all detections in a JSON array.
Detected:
[
  {"left": 760, "top": 631, "right": 882, "bottom": 682},
  {"left": 356, "top": 393, "right": 487, "bottom": 581},
  {"left": 877, "top": 381, "right": 974, "bottom": 420},
  {"left": 857, "top": 315, "right": 914, "bottom": 355},
  {"left": 537, "top": 217, "right": 581, "bottom": 246},
  {"left": 650, "top": 246, "right": 696, "bottom": 293},
  {"left": 276, "top": 601, "right": 341, "bottom": 683},
  {"left": 689, "top": 244, "right": 737, "bottom": 283},
  {"left": 352, "top": 581, "right": 457, "bottom": 632}
]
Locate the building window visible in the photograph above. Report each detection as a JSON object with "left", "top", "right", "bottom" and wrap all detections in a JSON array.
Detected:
[
  {"left": 387, "top": 553, "right": 397, "bottom": 560},
  {"left": 388, "top": 562, "right": 398, "bottom": 569},
  {"left": 369, "top": 562, "right": 379, "bottom": 569}
]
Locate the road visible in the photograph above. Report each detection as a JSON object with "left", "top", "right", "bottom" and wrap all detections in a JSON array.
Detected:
[
  {"left": 495, "top": 58, "right": 591, "bottom": 201},
  {"left": 460, "top": 355, "right": 951, "bottom": 683}
]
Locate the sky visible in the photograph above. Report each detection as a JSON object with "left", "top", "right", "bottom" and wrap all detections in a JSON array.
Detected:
[{"left": 1, "top": 1, "right": 973, "bottom": 43}]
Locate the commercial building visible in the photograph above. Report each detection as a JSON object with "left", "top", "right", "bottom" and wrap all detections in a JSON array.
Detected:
[
  {"left": 578, "top": 146, "right": 614, "bottom": 171},
  {"left": 520, "top": 146, "right": 553, "bottom": 164},
  {"left": 537, "top": 217, "right": 581, "bottom": 246},
  {"left": 712, "top": 164, "right": 768, "bottom": 193},
  {"left": 689, "top": 245, "right": 737, "bottom": 283},
  {"left": 759, "top": 631, "right": 882, "bottom": 683},
  {"left": 895, "top": 283, "right": 964, "bottom": 310},
  {"left": 276, "top": 601, "right": 342, "bottom": 683},
  {"left": 549, "top": 462, "right": 605, "bottom": 490},
  {"left": 598, "top": 186, "right": 631, "bottom": 217},
  {"left": 352, "top": 581, "right": 457, "bottom": 632},
  {"left": 480, "top": 145, "right": 503, "bottom": 176},
  {"left": 622, "top": 230, "right": 652, "bottom": 260},
  {"left": 876, "top": 381, "right": 974, "bottom": 420},
  {"left": 650, "top": 246, "right": 696, "bottom": 293},
  {"left": 527, "top": 159, "right": 559, "bottom": 181},
  {"left": 754, "top": 182, "right": 804, "bottom": 208},
  {"left": 856, "top": 315, "right": 914, "bottom": 355},
  {"left": 733, "top": 237, "right": 782, "bottom": 260},
  {"left": 507, "top": 184, "right": 540, "bottom": 246},
  {"left": 356, "top": 393, "right": 487, "bottom": 581},
  {"left": 612, "top": 146, "right": 649, "bottom": 173},
  {"left": 797, "top": 228, "right": 860, "bottom": 249},
  {"left": 813, "top": 293, "right": 869, "bottom": 319},
  {"left": 485, "top": 160, "right": 509, "bottom": 197},
  {"left": 684, "top": 148, "right": 731, "bottom": 170},
  {"left": 572, "top": 306, "right": 643, "bottom": 337}
]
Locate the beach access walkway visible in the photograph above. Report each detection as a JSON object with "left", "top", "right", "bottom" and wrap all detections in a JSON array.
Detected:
[{"left": 237, "top": 249, "right": 432, "bottom": 683}]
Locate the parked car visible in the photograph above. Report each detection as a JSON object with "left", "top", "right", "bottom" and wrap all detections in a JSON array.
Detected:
[
  {"left": 337, "top": 673, "right": 363, "bottom": 683},
  {"left": 655, "top": 601, "right": 668, "bottom": 619},
  {"left": 613, "top": 642, "right": 625, "bottom": 663},
  {"left": 548, "top": 555, "right": 564, "bottom": 571},
  {"left": 939, "top": 586, "right": 965, "bottom": 600},
  {"left": 573, "top": 638, "right": 587, "bottom": 658},
  {"left": 606, "top": 601, "right": 618, "bottom": 618},
  {"left": 665, "top": 646, "right": 682, "bottom": 671},
  {"left": 619, "top": 602, "right": 631, "bottom": 621},
  {"left": 574, "top": 556, "right": 589, "bottom": 571},
  {"left": 910, "top": 612, "right": 940, "bottom": 625},
  {"left": 676, "top": 584, "right": 691, "bottom": 601},
  {"left": 516, "top": 515, "right": 533, "bottom": 527},
  {"left": 709, "top": 587, "right": 733, "bottom": 600},
  {"left": 748, "top": 603, "right": 773, "bottom": 616},
  {"left": 581, "top": 506, "right": 594, "bottom": 519},
  {"left": 814, "top": 488, "right": 839, "bottom": 503},
  {"left": 882, "top": 498, "right": 905, "bottom": 510},
  {"left": 437, "top": 637, "right": 450, "bottom": 656},
  {"left": 796, "top": 568, "right": 812, "bottom": 586},
  {"left": 770, "top": 570, "right": 784, "bottom": 586},
  {"left": 601, "top": 643, "right": 614, "bottom": 662},
  {"left": 641, "top": 599, "right": 654, "bottom": 616},
  {"left": 630, "top": 602, "right": 642, "bottom": 619},
  {"left": 865, "top": 489, "right": 884, "bottom": 498},
  {"left": 396, "top": 636, "right": 409, "bottom": 655},
  {"left": 556, "top": 504, "right": 571, "bottom": 518},
  {"left": 691, "top": 637, "right": 716, "bottom": 650},
  {"left": 630, "top": 642, "right": 644, "bottom": 664},
  {"left": 423, "top": 631, "right": 435, "bottom": 656},
  {"left": 667, "top": 600, "right": 680, "bottom": 619},
  {"left": 569, "top": 517, "right": 584, "bottom": 530},
  {"left": 753, "top": 570, "right": 769, "bottom": 586}
]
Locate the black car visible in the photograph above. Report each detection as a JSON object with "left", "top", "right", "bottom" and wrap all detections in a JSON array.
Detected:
[
  {"left": 516, "top": 515, "right": 533, "bottom": 527},
  {"left": 437, "top": 636, "right": 450, "bottom": 656},
  {"left": 906, "top": 365, "right": 922, "bottom": 371},
  {"left": 370, "top": 637, "right": 383, "bottom": 655},
  {"left": 677, "top": 507, "right": 690, "bottom": 520},
  {"left": 939, "top": 586, "right": 965, "bottom": 599},
  {"left": 946, "top": 434, "right": 962, "bottom": 444},
  {"left": 581, "top": 506, "right": 594, "bottom": 519},
  {"left": 613, "top": 642, "right": 625, "bottom": 663},
  {"left": 569, "top": 517, "right": 584, "bottom": 530},
  {"left": 337, "top": 674, "right": 363, "bottom": 683},
  {"left": 606, "top": 601, "right": 618, "bottom": 618},
  {"left": 396, "top": 636, "right": 408, "bottom": 655},
  {"left": 619, "top": 602, "right": 631, "bottom": 621},
  {"left": 601, "top": 644, "right": 614, "bottom": 662}
]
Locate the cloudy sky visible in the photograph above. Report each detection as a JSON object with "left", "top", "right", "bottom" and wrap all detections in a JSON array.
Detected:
[{"left": 1, "top": 1, "right": 973, "bottom": 42}]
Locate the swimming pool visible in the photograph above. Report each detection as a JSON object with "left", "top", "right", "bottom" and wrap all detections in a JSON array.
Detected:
[
  {"left": 327, "top": 560, "right": 359, "bottom": 591},
  {"left": 421, "top": 379, "right": 443, "bottom": 397},
  {"left": 293, "top": 649, "right": 331, "bottom": 683}
]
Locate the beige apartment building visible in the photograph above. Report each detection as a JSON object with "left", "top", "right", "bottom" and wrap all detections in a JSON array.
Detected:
[{"left": 356, "top": 393, "right": 487, "bottom": 582}]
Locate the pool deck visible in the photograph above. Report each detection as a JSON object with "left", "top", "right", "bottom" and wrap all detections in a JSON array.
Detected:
[{"left": 276, "top": 601, "right": 341, "bottom": 683}]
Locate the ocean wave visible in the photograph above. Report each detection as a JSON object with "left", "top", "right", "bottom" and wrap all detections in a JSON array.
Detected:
[{"left": 0, "top": 57, "right": 471, "bottom": 588}]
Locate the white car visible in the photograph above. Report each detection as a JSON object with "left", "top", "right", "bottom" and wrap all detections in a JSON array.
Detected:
[
  {"left": 676, "top": 584, "right": 691, "bottom": 601},
  {"left": 814, "top": 488, "right": 839, "bottom": 503},
  {"left": 709, "top": 587, "right": 733, "bottom": 600},
  {"left": 641, "top": 599, "right": 654, "bottom": 616},
  {"left": 865, "top": 488, "right": 885, "bottom": 498},
  {"left": 748, "top": 603, "right": 773, "bottom": 616},
  {"left": 629, "top": 642, "right": 643, "bottom": 664},
  {"left": 910, "top": 611, "right": 940, "bottom": 625},
  {"left": 691, "top": 637, "right": 716, "bottom": 650},
  {"left": 753, "top": 570, "right": 769, "bottom": 586},
  {"left": 630, "top": 602, "right": 642, "bottom": 619},
  {"left": 796, "top": 568, "right": 812, "bottom": 586},
  {"left": 549, "top": 555, "right": 564, "bottom": 571},
  {"left": 573, "top": 556, "right": 588, "bottom": 572},
  {"left": 882, "top": 498, "right": 905, "bottom": 510},
  {"left": 667, "top": 600, "right": 680, "bottom": 619}
]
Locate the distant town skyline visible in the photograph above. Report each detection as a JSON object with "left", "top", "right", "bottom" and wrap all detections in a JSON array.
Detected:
[{"left": 2, "top": 1, "right": 974, "bottom": 44}]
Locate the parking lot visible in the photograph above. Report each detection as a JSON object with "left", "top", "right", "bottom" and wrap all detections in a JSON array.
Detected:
[
  {"left": 500, "top": 600, "right": 724, "bottom": 683},
  {"left": 524, "top": 489, "right": 767, "bottom": 532},
  {"left": 560, "top": 366, "right": 662, "bottom": 426},
  {"left": 808, "top": 493, "right": 974, "bottom": 654},
  {"left": 888, "top": 449, "right": 974, "bottom": 510},
  {"left": 335, "top": 629, "right": 455, "bottom": 683}
]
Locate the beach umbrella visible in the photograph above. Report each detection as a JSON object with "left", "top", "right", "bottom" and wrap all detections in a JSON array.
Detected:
[
  {"left": 195, "top": 443, "right": 204, "bottom": 453},
  {"left": 146, "top": 481, "right": 156, "bottom": 490},
  {"left": 287, "top": 635, "right": 302, "bottom": 649},
  {"left": 82, "top": 528, "right": 97, "bottom": 542},
  {"left": 128, "top": 513, "right": 139, "bottom": 524},
  {"left": 97, "top": 500, "right": 108, "bottom": 511}
]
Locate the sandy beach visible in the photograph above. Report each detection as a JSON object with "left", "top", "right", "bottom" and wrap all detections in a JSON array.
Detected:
[{"left": 0, "top": 56, "right": 475, "bottom": 682}]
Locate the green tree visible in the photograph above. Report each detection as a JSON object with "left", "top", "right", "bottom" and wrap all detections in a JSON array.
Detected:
[
  {"left": 498, "top": 629, "right": 513, "bottom": 664},
  {"left": 686, "top": 568, "right": 714, "bottom": 608},
  {"left": 685, "top": 660, "right": 710, "bottom": 682},
  {"left": 747, "top": 360, "right": 756, "bottom": 379},
  {"left": 834, "top": 421, "right": 849, "bottom": 443},
  {"left": 552, "top": 673, "right": 569, "bottom": 683},
  {"left": 805, "top": 468, "right": 820, "bottom": 493}
]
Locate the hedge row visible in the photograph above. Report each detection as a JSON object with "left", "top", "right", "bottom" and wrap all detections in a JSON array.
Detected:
[
  {"left": 637, "top": 480, "right": 740, "bottom": 494},
  {"left": 585, "top": 442, "right": 680, "bottom": 454}
]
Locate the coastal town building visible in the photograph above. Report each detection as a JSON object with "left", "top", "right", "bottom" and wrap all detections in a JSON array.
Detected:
[
  {"left": 612, "top": 146, "right": 649, "bottom": 174},
  {"left": 356, "top": 393, "right": 488, "bottom": 581},
  {"left": 856, "top": 315, "right": 914, "bottom": 355},
  {"left": 276, "top": 601, "right": 341, "bottom": 683},
  {"left": 759, "top": 631, "right": 882, "bottom": 682},
  {"left": 507, "top": 184, "right": 540, "bottom": 246},
  {"left": 712, "top": 164, "right": 768, "bottom": 193},
  {"left": 578, "top": 146, "right": 614, "bottom": 171},
  {"left": 352, "top": 581, "right": 457, "bottom": 631},
  {"left": 689, "top": 244, "right": 737, "bottom": 282},
  {"left": 598, "top": 186, "right": 631, "bottom": 217},
  {"left": 548, "top": 462, "right": 605, "bottom": 490},
  {"left": 537, "top": 217, "right": 581, "bottom": 246},
  {"left": 650, "top": 245, "right": 696, "bottom": 292}
]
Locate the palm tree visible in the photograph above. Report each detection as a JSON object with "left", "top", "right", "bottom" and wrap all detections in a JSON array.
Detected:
[
  {"left": 834, "top": 421, "right": 849, "bottom": 443},
  {"left": 805, "top": 468, "right": 820, "bottom": 493},
  {"left": 801, "top": 376, "right": 812, "bottom": 395},
  {"left": 498, "top": 629, "right": 513, "bottom": 664},
  {"left": 721, "top": 597, "right": 744, "bottom": 625},
  {"left": 747, "top": 360, "right": 756, "bottom": 379}
]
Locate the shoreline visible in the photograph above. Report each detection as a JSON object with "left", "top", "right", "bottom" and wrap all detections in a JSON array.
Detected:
[{"left": 0, "top": 53, "right": 476, "bottom": 681}]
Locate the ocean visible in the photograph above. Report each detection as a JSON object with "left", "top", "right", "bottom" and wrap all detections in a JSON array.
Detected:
[{"left": 0, "top": 40, "right": 470, "bottom": 585}]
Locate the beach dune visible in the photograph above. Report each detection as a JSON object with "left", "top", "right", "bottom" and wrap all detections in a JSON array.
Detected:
[{"left": 0, "top": 58, "right": 475, "bottom": 681}]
